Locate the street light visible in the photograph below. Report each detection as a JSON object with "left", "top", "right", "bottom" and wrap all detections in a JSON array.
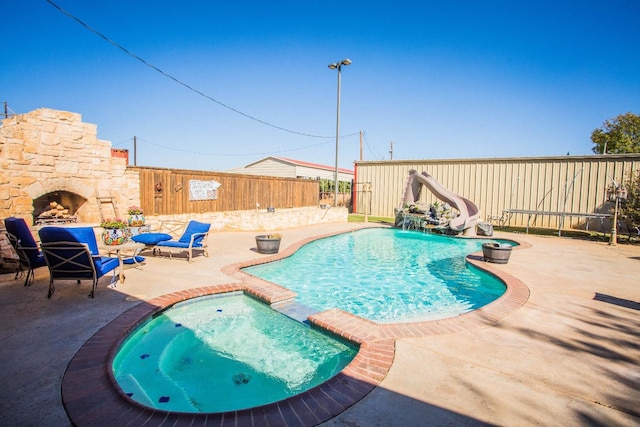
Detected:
[{"left": 328, "top": 58, "right": 351, "bottom": 207}]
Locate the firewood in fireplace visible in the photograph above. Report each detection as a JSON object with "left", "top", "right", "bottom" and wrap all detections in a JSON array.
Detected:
[{"left": 38, "top": 201, "right": 73, "bottom": 220}]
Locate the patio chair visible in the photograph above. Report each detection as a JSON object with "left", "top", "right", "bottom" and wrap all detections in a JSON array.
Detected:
[
  {"left": 154, "top": 220, "right": 210, "bottom": 262},
  {"left": 3, "top": 217, "right": 48, "bottom": 286},
  {"left": 38, "top": 226, "right": 120, "bottom": 298}
]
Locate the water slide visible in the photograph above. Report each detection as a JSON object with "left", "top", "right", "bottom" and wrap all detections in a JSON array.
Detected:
[{"left": 402, "top": 170, "right": 480, "bottom": 236}]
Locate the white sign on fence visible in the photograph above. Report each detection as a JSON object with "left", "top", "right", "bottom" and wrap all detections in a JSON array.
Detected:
[{"left": 189, "top": 179, "right": 221, "bottom": 200}]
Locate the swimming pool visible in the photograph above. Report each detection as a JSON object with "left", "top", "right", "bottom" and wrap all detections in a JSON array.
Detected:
[
  {"left": 65, "top": 227, "right": 529, "bottom": 425},
  {"left": 112, "top": 293, "right": 357, "bottom": 413},
  {"left": 244, "top": 228, "right": 509, "bottom": 322}
]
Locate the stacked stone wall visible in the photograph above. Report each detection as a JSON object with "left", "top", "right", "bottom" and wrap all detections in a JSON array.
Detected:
[
  {"left": 0, "top": 108, "right": 140, "bottom": 225},
  {"left": 143, "top": 205, "right": 347, "bottom": 233}
]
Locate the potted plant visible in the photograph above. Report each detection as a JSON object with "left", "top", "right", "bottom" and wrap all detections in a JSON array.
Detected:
[
  {"left": 127, "top": 206, "right": 145, "bottom": 227},
  {"left": 100, "top": 218, "right": 128, "bottom": 245},
  {"left": 255, "top": 233, "right": 282, "bottom": 254}
]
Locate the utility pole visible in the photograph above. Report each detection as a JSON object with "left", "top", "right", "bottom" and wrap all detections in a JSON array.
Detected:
[
  {"left": 359, "top": 130, "right": 364, "bottom": 161},
  {"left": 133, "top": 136, "right": 137, "bottom": 166},
  {"left": 389, "top": 141, "right": 394, "bottom": 160},
  {"left": 2, "top": 102, "right": 16, "bottom": 119}
]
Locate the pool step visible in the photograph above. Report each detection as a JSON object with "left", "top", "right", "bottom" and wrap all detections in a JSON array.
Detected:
[{"left": 272, "top": 300, "right": 320, "bottom": 324}]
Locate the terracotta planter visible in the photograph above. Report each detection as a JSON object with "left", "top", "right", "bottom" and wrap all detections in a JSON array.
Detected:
[
  {"left": 255, "top": 235, "right": 281, "bottom": 254},
  {"left": 482, "top": 243, "right": 512, "bottom": 264}
]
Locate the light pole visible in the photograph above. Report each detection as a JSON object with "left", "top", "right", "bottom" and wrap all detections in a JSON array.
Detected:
[{"left": 328, "top": 58, "right": 351, "bottom": 206}]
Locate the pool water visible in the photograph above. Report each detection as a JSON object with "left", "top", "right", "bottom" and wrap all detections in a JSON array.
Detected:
[
  {"left": 112, "top": 293, "right": 357, "bottom": 413},
  {"left": 244, "top": 228, "right": 508, "bottom": 322}
]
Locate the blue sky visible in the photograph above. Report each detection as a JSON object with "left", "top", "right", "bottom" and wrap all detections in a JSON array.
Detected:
[{"left": 2, "top": 1, "right": 639, "bottom": 171}]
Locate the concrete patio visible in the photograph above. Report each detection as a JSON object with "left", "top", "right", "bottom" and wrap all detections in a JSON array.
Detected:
[{"left": 1, "top": 223, "right": 638, "bottom": 426}]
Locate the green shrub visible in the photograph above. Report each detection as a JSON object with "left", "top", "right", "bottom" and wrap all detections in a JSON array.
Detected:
[{"left": 621, "top": 170, "right": 640, "bottom": 225}]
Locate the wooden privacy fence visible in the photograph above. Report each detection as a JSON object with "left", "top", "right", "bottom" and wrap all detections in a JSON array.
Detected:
[
  {"left": 130, "top": 167, "right": 319, "bottom": 216},
  {"left": 353, "top": 154, "right": 640, "bottom": 231}
]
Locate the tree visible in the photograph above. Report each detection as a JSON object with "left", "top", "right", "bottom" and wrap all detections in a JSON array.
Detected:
[
  {"left": 621, "top": 170, "right": 640, "bottom": 226},
  {"left": 591, "top": 112, "right": 640, "bottom": 154}
]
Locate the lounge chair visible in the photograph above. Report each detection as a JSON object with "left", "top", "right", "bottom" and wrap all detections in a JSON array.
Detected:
[
  {"left": 154, "top": 220, "right": 210, "bottom": 262},
  {"left": 3, "top": 217, "right": 48, "bottom": 286},
  {"left": 38, "top": 226, "right": 120, "bottom": 298},
  {"left": 130, "top": 220, "right": 181, "bottom": 254}
]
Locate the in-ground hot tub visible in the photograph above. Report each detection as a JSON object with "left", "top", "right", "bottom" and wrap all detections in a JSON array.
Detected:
[{"left": 111, "top": 292, "right": 357, "bottom": 413}]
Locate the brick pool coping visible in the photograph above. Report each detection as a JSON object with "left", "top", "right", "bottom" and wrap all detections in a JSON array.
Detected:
[{"left": 62, "top": 229, "right": 530, "bottom": 426}]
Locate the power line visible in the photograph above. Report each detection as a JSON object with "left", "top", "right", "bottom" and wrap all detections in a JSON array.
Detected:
[
  {"left": 362, "top": 132, "right": 384, "bottom": 160},
  {"left": 112, "top": 130, "right": 359, "bottom": 158},
  {"left": 135, "top": 136, "right": 345, "bottom": 157},
  {"left": 44, "top": 0, "right": 345, "bottom": 140},
  {"left": 112, "top": 137, "right": 134, "bottom": 148}
]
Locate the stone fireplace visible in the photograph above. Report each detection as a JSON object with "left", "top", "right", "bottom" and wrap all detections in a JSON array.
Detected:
[
  {"left": 0, "top": 108, "right": 141, "bottom": 226},
  {"left": 33, "top": 191, "right": 85, "bottom": 225}
]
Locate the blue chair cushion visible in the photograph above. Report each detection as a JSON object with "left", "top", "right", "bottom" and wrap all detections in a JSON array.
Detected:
[
  {"left": 155, "top": 240, "right": 190, "bottom": 249},
  {"left": 4, "top": 217, "right": 38, "bottom": 248},
  {"left": 4, "top": 217, "right": 46, "bottom": 265},
  {"left": 39, "top": 226, "right": 100, "bottom": 255},
  {"left": 39, "top": 226, "right": 119, "bottom": 279},
  {"left": 155, "top": 221, "right": 210, "bottom": 249},
  {"left": 178, "top": 221, "right": 210, "bottom": 245},
  {"left": 123, "top": 256, "right": 145, "bottom": 265},
  {"left": 96, "top": 256, "right": 120, "bottom": 278},
  {"left": 31, "top": 256, "right": 48, "bottom": 269},
  {"left": 131, "top": 233, "right": 172, "bottom": 245}
]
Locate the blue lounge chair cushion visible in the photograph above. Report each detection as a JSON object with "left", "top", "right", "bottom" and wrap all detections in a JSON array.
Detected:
[
  {"left": 131, "top": 233, "right": 172, "bottom": 245},
  {"left": 156, "top": 224, "right": 209, "bottom": 248},
  {"left": 38, "top": 227, "right": 118, "bottom": 276},
  {"left": 162, "top": 220, "right": 210, "bottom": 248},
  {"left": 154, "top": 221, "right": 210, "bottom": 262},
  {"left": 155, "top": 240, "right": 189, "bottom": 248},
  {"left": 178, "top": 221, "right": 209, "bottom": 245}
]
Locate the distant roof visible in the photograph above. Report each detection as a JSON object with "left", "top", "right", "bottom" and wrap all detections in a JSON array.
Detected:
[{"left": 247, "top": 156, "right": 354, "bottom": 175}]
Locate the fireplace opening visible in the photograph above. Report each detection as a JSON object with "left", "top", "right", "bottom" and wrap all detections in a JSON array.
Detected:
[{"left": 33, "top": 191, "right": 87, "bottom": 225}]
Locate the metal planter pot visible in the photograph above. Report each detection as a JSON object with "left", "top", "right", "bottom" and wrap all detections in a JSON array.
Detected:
[
  {"left": 255, "top": 235, "right": 281, "bottom": 254},
  {"left": 482, "top": 243, "right": 512, "bottom": 264}
]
